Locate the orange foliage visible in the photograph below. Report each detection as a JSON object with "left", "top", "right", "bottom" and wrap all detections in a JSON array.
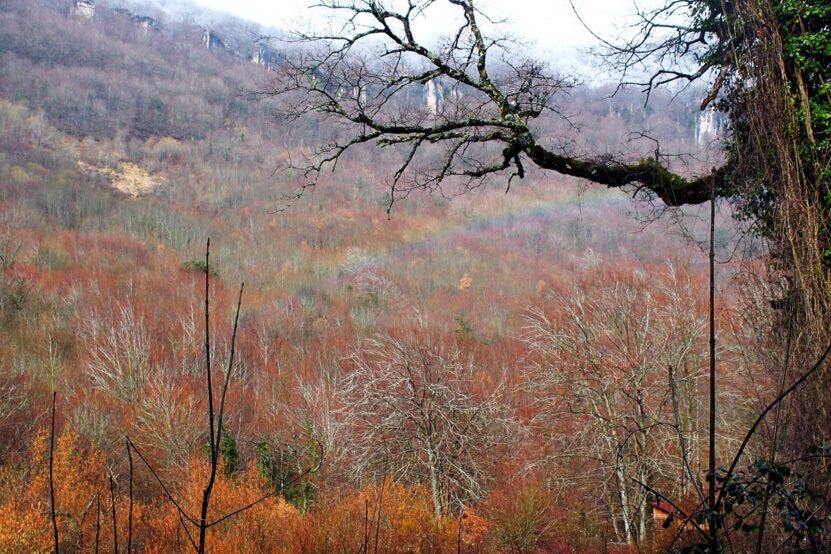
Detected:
[
  {"left": 139, "top": 462, "right": 480, "bottom": 553},
  {"left": 0, "top": 430, "right": 123, "bottom": 553},
  {"left": 144, "top": 457, "right": 301, "bottom": 553},
  {"left": 300, "top": 483, "right": 463, "bottom": 553}
]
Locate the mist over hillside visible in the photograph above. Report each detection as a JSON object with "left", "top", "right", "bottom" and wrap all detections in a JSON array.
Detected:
[{"left": 6, "top": 1, "right": 718, "bottom": 150}]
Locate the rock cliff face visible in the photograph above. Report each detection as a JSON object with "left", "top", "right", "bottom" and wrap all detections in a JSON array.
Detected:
[
  {"left": 203, "top": 28, "right": 225, "bottom": 51},
  {"left": 251, "top": 44, "right": 284, "bottom": 70},
  {"left": 76, "top": 160, "right": 166, "bottom": 197},
  {"left": 131, "top": 14, "right": 158, "bottom": 30},
  {"left": 424, "top": 78, "right": 460, "bottom": 115},
  {"left": 71, "top": 0, "right": 95, "bottom": 19},
  {"left": 426, "top": 79, "right": 442, "bottom": 115},
  {"left": 696, "top": 106, "right": 726, "bottom": 145}
]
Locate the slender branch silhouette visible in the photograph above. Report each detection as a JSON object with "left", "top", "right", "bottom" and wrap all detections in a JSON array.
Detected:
[{"left": 49, "top": 391, "right": 59, "bottom": 554}]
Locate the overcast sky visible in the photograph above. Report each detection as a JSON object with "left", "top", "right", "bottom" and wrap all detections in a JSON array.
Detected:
[{"left": 186, "top": 0, "right": 652, "bottom": 71}]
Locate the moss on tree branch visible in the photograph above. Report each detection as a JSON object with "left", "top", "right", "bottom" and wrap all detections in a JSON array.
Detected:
[{"left": 524, "top": 143, "right": 727, "bottom": 206}]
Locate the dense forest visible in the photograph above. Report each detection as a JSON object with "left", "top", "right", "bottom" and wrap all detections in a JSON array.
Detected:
[{"left": 0, "top": 0, "right": 827, "bottom": 552}]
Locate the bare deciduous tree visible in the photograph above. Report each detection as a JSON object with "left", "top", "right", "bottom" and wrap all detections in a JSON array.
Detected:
[
  {"left": 340, "top": 318, "right": 518, "bottom": 518},
  {"left": 135, "top": 378, "right": 202, "bottom": 469},
  {"left": 523, "top": 264, "right": 734, "bottom": 545},
  {"left": 83, "top": 302, "right": 153, "bottom": 403}
]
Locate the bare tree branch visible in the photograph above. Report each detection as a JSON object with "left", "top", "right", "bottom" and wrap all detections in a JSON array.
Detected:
[{"left": 263, "top": 0, "right": 725, "bottom": 209}]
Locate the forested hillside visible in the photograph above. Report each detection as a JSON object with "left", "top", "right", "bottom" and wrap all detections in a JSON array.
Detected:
[{"left": 0, "top": 0, "right": 799, "bottom": 552}]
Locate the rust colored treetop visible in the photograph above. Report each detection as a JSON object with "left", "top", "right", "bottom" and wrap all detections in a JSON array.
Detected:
[{"left": 268, "top": 0, "right": 725, "bottom": 207}]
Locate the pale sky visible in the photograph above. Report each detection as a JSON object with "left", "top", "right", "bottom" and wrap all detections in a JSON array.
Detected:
[{"left": 187, "top": 0, "right": 651, "bottom": 68}]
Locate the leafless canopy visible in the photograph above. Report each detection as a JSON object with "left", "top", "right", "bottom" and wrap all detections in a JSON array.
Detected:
[
  {"left": 588, "top": 0, "right": 734, "bottom": 108},
  {"left": 265, "top": 0, "right": 725, "bottom": 208},
  {"left": 339, "top": 322, "right": 518, "bottom": 518}
]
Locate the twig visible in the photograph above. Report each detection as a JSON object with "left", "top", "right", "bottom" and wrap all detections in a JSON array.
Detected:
[
  {"left": 626, "top": 474, "right": 709, "bottom": 540},
  {"left": 363, "top": 498, "right": 369, "bottom": 554},
  {"left": 126, "top": 439, "right": 133, "bottom": 554},
  {"left": 198, "top": 238, "right": 215, "bottom": 554},
  {"left": 755, "top": 321, "right": 795, "bottom": 553},
  {"left": 49, "top": 391, "right": 59, "bottom": 554},
  {"left": 205, "top": 458, "right": 321, "bottom": 528},
  {"left": 110, "top": 474, "right": 119, "bottom": 554},
  {"left": 212, "top": 282, "right": 245, "bottom": 477},
  {"left": 124, "top": 438, "right": 198, "bottom": 526},
  {"left": 125, "top": 439, "right": 199, "bottom": 552},
  {"left": 715, "top": 341, "right": 831, "bottom": 511},
  {"left": 457, "top": 506, "right": 463, "bottom": 554},
  {"left": 374, "top": 452, "right": 388, "bottom": 554},
  {"left": 94, "top": 493, "right": 100, "bottom": 554}
]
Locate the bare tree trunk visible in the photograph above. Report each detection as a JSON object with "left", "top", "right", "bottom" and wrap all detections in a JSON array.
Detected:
[
  {"left": 615, "top": 463, "right": 633, "bottom": 544},
  {"left": 49, "top": 391, "right": 59, "bottom": 554},
  {"left": 638, "top": 470, "right": 647, "bottom": 541},
  {"left": 609, "top": 500, "right": 623, "bottom": 543},
  {"left": 198, "top": 239, "right": 215, "bottom": 554},
  {"left": 109, "top": 474, "right": 119, "bottom": 554},
  {"left": 707, "top": 175, "right": 718, "bottom": 552},
  {"left": 427, "top": 445, "right": 443, "bottom": 519}
]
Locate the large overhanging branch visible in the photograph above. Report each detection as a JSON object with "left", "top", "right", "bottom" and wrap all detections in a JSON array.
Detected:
[{"left": 267, "top": 0, "right": 728, "bottom": 208}]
